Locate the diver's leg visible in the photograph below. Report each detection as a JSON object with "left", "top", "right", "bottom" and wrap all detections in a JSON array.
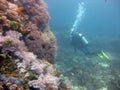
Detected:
[{"left": 81, "top": 47, "right": 100, "bottom": 57}]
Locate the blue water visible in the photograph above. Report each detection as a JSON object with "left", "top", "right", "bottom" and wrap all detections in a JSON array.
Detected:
[
  {"left": 45, "top": 0, "right": 120, "bottom": 89},
  {"left": 46, "top": 0, "right": 120, "bottom": 39}
]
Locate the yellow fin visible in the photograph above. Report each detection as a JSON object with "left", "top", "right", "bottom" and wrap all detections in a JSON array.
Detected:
[
  {"left": 98, "top": 51, "right": 110, "bottom": 60},
  {"left": 101, "top": 51, "right": 110, "bottom": 60}
]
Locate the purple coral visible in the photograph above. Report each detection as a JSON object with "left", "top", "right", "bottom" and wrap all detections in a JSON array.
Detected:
[
  {"left": 28, "top": 74, "right": 60, "bottom": 90},
  {"left": 20, "top": 0, "right": 49, "bottom": 25},
  {"left": 0, "top": 31, "right": 25, "bottom": 55},
  {"left": 24, "top": 27, "right": 56, "bottom": 63},
  {"left": 0, "top": 0, "right": 71, "bottom": 89},
  {"left": 0, "top": 30, "right": 60, "bottom": 89}
]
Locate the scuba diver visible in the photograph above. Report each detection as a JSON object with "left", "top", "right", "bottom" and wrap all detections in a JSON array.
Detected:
[
  {"left": 71, "top": 31, "right": 110, "bottom": 60},
  {"left": 71, "top": 31, "right": 89, "bottom": 54},
  {"left": 70, "top": 2, "right": 110, "bottom": 60}
]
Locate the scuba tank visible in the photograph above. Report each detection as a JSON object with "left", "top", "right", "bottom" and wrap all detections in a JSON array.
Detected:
[{"left": 78, "top": 33, "right": 89, "bottom": 45}]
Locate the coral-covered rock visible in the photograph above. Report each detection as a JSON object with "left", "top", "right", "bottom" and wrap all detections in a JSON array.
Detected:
[
  {"left": 0, "top": 31, "right": 59, "bottom": 90},
  {"left": 24, "top": 25, "right": 56, "bottom": 63},
  {"left": 59, "top": 79, "right": 72, "bottom": 90},
  {"left": 0, "top": 0, "right": 72, "bottom": 89},
  {"left": 28, "top": 74, "right": 60, "bottom": 90},
  {"left": 20, "top": 0, "right": 49, "bottom": 25},
  {"left": 6, "top": 2, "right": 20, "bottom": 21},
  {"left": 0, "top": 0, "right": 8, "bottom": 11},
  {"left": 44, "top": 26, "right": 57, "bottom": 46}
]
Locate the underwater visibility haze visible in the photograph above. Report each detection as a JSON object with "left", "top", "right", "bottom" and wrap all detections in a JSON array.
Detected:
[
  {"left": 0, "top": 0, "right": 120, "bottom": 90},
  {"left": 45, "top": 0, "right": 120, "bottom": 90}
]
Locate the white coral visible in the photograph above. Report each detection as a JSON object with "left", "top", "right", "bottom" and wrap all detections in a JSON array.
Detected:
[
  {"left": 28, "top": 78, "right": 46, "bottom": 90},
  {"left": 17, "top": 63, "right": 26, "bottom": 69},
  {"left": 44, "top": 74, "right": 60, "bottom": 90},
  {"left": 19, "top": 68, "right": 26, "bottom": 73}
]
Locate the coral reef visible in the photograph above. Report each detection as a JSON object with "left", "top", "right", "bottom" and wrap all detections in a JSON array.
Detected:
[
  {"left": 0, "top": 0, "right": 57, "bottom": 63},
  {"left": 0, "top": 0, "right": 71, "bottom": 90},
  {"left": 24, "top": 25, "right": 56, "bottom": 64},
  {"left": 0, "top": 0, "right": 8, "bottom": 11},
  {"left": 20, "top": 0, "right": 49, "bottom": 27}
]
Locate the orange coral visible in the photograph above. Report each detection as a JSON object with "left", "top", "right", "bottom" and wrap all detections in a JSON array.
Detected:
[{"left": 17, "top": 7, "right": 24, "bottom": 13}]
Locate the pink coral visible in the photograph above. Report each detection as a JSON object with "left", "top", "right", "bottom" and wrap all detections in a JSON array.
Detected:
[
  {"left": 24, "top": 25, "right": 56, "bottom": 63},
  {"left": 44, "top": 74, "right": 60, "bottom": 90},
  {"left": 0, "top": 0, "right": 72, "bottom": 89},
  {"left": 0, "top": 31, "right": 25, "bottom": 55},
  {"left": 6, "top": 2, "right": 20, "bottom": 21},
  {"left": 0, "top": 35, "right": 11, "bottom": 44},
  {"left": 28, "top": 74, "right": 60, "bottom": 90},
  {"left": 20, "top": 0, "right": 49, "bottom": 25},
  {"left": 0, "top": 0, "right": 8, "bottom": 11},
  {"left": 7, "top": 2, "right": 18, "bottom": 11},
  {"left": 0, "top": 30, "right": 60, "bottom": 90}
]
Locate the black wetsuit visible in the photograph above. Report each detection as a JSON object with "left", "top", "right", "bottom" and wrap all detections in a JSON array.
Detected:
[
  {"left": 71, "top": 32, "right": 89, "bottom": 54},
  {"left": 71, "top": 32, "right": 102, "bottom": 57}
]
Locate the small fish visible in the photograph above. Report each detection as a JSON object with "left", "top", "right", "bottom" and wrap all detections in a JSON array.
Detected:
[{"left": 17, "top": 7, "right": 24, "bottom": 13}]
